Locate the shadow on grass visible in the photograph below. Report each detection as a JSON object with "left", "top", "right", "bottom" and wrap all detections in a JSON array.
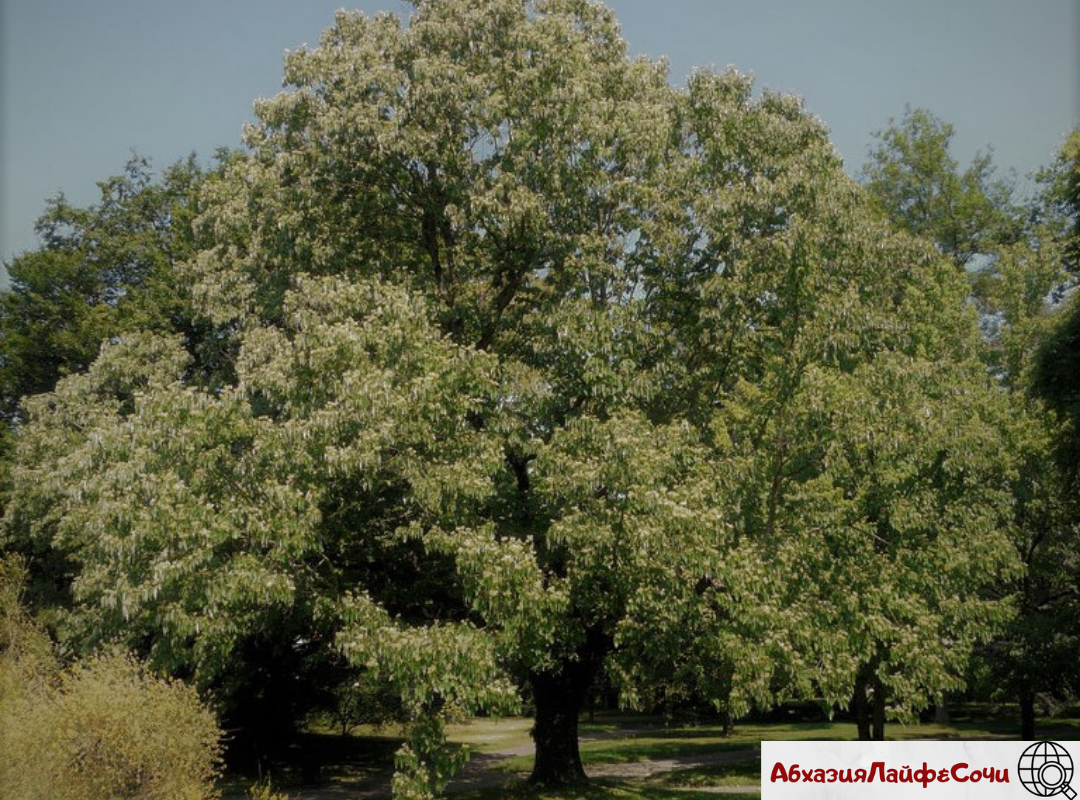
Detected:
[
  {"left": 580, "top": 739, "right": 752, "bottom": 765},
  {"left": 219, "top": 731, "right": 404, "bottom": 796},
  {"left": 449, "top": 776, "right": 756, "bottom": 800}
]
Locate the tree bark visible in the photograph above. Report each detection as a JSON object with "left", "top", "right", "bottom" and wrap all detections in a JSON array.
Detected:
[
  {"left": 933, "top": 700, "right": 951, "bottom": 725},
  {"left": 1021, "top": 688, "right": 1036, "bottom": 741},
  {"left": 529, "top": 663, "right": 592, "bottom": 786},
  {"left": 870, "top": 675, "right": 886, "bottom": 741},
  {"left": 853, "top": 671, "right": 871, "bottom": 741}
]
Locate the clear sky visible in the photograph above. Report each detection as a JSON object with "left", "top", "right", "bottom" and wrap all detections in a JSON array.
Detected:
[{"left": 2, "top": 0, "right": 1077, "bottom": 266}]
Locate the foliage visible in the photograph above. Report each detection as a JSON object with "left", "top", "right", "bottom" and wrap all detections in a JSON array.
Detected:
[
  {"left": 861, "top": 108, "right": 1080, "bottom": 738},
  {"left": 861, "top": 107, "right": 1021, "bottom": 269},
  {"left": 1030, "top": 132, "right": 1080, "bottom": 487},
  {"left": 0, "top": 155, "right": 215, "bottom": 422},
  {"left": 1032, "top": 291, "right": 1080, "bottom": 482},
  {"left": 323, "top": 671, "right": 404, "bottom": 737},
  {"left": 3, "top": 277, "right": 512, "bottom": 770},
  {"left": 971, "top": 232, "right": 1068, "bottom": 383},
  {"left": 1011, "top": 138, "right": 1080, "bottom": 731},
  {"left": 0, "top": 555, "right": 58, "bottom": 703},
  {"left": 1038, "top": 127, "right": 1080, "bottom": 272},
  {"left": 246, "top": 778, "right": 290, "bottom": 800},
  {"left": 0, "top": 557, "right": 222, "bottom": 800}
]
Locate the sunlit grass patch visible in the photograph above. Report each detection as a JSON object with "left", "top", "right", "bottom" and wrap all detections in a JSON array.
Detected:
[
  {"left": 650, "top": 757, "right": 761, "bottom": 788},
  {"left": 448, "top": 716, "right": 536, "bottom": 752}
]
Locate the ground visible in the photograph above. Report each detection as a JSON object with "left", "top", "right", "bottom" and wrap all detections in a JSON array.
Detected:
[{"left": 222, "top": 710, "right": 1080, "bottom": 800}]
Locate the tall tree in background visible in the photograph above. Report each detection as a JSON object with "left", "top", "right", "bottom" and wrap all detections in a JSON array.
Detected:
[
  {"left": 861, "top": 107, "right": 1021, "bottom": 270},
  {"left": 971, "top": 128, "right": 1080, "bottom": 739},
  {"left": 1033, "top": 129, "right": 1080, "bottom": 439},
  {"left": 4, "top": 1, "right": 1024, "bottom": 792},
  {"left": 1039, "top": 128, "right": 1080, "bottom": 273},
  {"left": 1031, "top": 128, "right": 1080, "bottom": 455},
  {"left": 865, "top": 110, "right": 1080, "bottom": 738},
  {"left": 0, "top": 156, "right": 212, "bottom": 422},
  {"left": 1010, "top": 130, "right": 1080, "bottom": 738}
]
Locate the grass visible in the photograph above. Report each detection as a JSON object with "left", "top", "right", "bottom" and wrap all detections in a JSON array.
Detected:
[
  {"left": 448, "top": 716, "right": 536, "bottom": 753},
  {"left": 494, "top": 735, "right": 750, "bottom": 774},
  {"left": 448, "top": 778, "right": 757, "bottom": 800},
  {"left": 651, "top": 758, "right": 761, "bottom": 788},
  {"left": 468, "top": 711, "right": 1080, "bottom": 791}
]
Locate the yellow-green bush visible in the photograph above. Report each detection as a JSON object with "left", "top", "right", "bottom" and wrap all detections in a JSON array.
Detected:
[
  {"left": 0, "top": 557, "right": 222, "bottom": 800},
  {"left": 247, "top": 777, "right": 291, "bottom": 800},
  {"left": 0, "top": 556, "right": 59, "bottom": 716}
]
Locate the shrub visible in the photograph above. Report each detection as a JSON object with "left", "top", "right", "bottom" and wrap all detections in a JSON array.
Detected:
[
  {"left": 0, "top": 556, "right": 58, "bottom": 705},
  {"left": 0, "top": 556, "right": 222, "bottom": 800}
]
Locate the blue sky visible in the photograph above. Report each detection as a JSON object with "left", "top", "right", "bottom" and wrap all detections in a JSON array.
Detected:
[{"left": 2, "top": 0, "right": 1077, "bottom": 265}]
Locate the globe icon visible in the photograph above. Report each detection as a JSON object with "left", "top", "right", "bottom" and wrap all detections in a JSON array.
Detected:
[{"left": 1018, "top": 741, "right": 1076, "bottom": 798}]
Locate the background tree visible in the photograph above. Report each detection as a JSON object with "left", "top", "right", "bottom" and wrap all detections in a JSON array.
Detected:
[
  {"left": 972, "top": 129, "right": 1080, "bottom": 738},
  {"left": 862, "top": 110, "right": 1080, "bottom": 737},
  {"left": 806, "top": 358, "right": 1021, "bottom": 739},
  {"left": 1032, "top": 129, "right": 1080, "bottom": 471},
  {"left": 1017, "top": 137, "right": 1080, "bottom": 731},
  {"left": 0, "top": 155, "right": 211, "bottom": 421},
  {"left": 972, "top": 399, "right": 1078, "bottom": 740},
  {"left": 861, "top": 107, "right": 1022, "bottom": 270},
  {"left": 1038, "top": 128, "right": 1080, "bottom": 273}
]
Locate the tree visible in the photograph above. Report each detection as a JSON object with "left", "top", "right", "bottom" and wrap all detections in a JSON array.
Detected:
[
  {"left": 1032, "top": 130, "right": 1080, "bottom": 477},
  {"left": 6, "top": 0, "right": 1021, "bottom": 793},
  {"left": 804, "top": 358, "right": 1021, "bottom": 739},
  {"left": 0, "top": 155, "right": 213, "bottom": 422},
  {"left": 1016, "top": 158, "right": 1080, "bottom": 733},
  {"left": 0, "top": 155, "right": 247, "bottom": 641},
  {"left": 967, "top": 129, "right": 1080, "bottom": 738},
  {"left": 861, "top": 107, "right": 1021, "bottom": 270},
  {"left": 863, "top": 111, "right": 1080, "bottom": 737},
  {"left": 1038, "top": 127, "right": 1080, "bottom": 272},
  {"left": 971, "top": 398, "right": 1079, "bottom": 740}
]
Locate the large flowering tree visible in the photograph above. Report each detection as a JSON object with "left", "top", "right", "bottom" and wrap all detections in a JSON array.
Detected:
[{"left": 5, "top": 0, "right": 1021, "bottom": 793}]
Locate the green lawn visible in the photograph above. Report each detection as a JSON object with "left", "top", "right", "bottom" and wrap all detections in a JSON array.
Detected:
[{"left": 650, "top": 758, "right": 761, "bottom": 789}]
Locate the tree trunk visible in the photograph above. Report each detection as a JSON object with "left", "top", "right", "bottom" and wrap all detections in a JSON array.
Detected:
[
  {"left": 933, "top": 700, "right": 950, "bottom": 725},
  {"left": 720, "top": 708, "right": 734, "bottom": 737},
  {"left": 870, "top": 675, "right": 886, "bottom": 741},
  {"left": 529, "top": 664, "right": 591, "bottom": 786},
  {"left": 1021, "top": 688, "right": 1036, "bottom": 741},
  {"left": 853, "top": 671, "right": 871, "bottom": 741}
]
